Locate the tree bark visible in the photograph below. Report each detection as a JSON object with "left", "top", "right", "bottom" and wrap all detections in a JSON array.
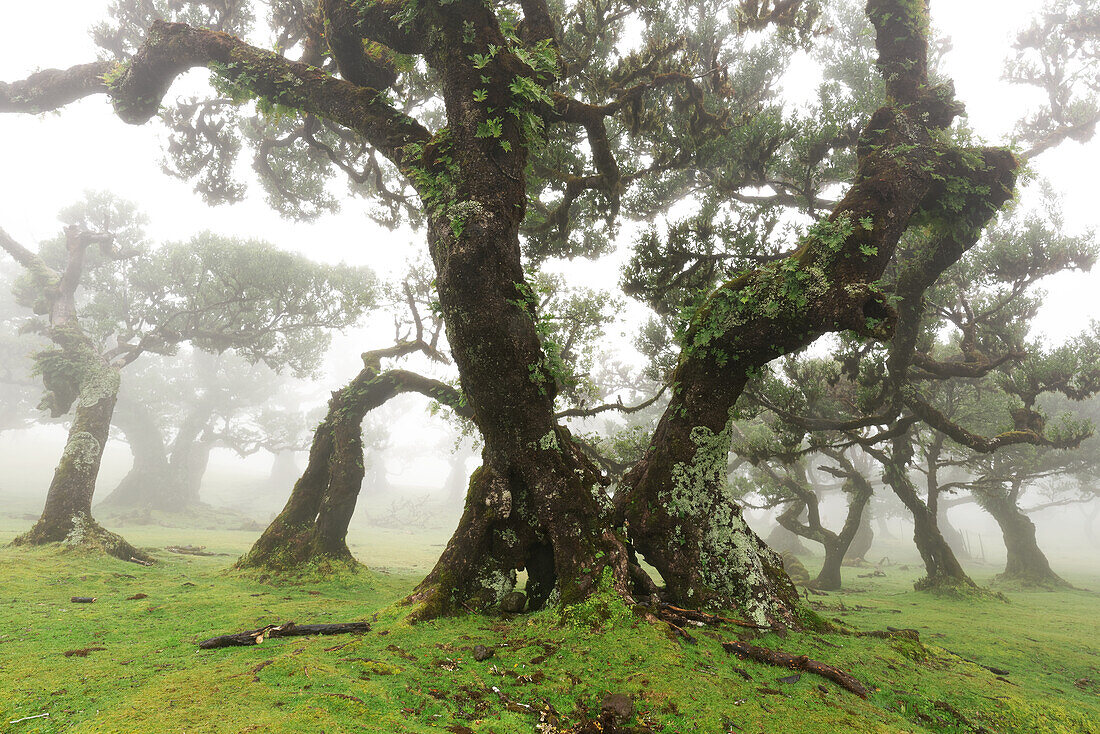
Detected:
[
  {"left": 12, "top": 355, "right": 149, "bottom": 562},
  {"left": 406, "top": 211, "right": 633, "bottom": 618},
  {"left": 879, "top": 436, "right": 977, "bottom": 592},
  {"left": 623, "top": 371, "right": 800, "bottom": 625},
  {"left": 239, "top": 360, "right": 473, "bottom": 571},
  {"left": 980, "top": 491, "right": 1068, "bottom": 587}
]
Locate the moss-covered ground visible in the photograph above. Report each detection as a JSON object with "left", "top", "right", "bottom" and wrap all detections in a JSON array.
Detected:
[{"left": 0, "top": 505, "right": 1097, "bottom": 733}]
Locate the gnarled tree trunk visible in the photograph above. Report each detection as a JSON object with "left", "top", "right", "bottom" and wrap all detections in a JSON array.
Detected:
[
  {"left": 100, "top": 399, "right": 214, "bottom": 512},
  {"left": 816, "top": 474, "right": 874, "bottom": 590},
  {"left": 12, "top": 351, "right": 149, "bottom": 561},
  {"left": 622, "top": 372, "right": 799, "bottom": 625},
  {"left": 15, "top": 363, "right": 119, "bottom": 543},
  {"left": 99, "top": 399, "right": 173, "bottom": 511},
  {"left": 978, "top": 483, "right": 1067, "bottom": 587},
  {"left": 239, "top": 357, "right": 472, "bottom": 571},
  {"left": 844, "top": 503, "right": 874, "bottom": 564},
  {"left": 881, "top": 436, "right": 977, "bottom": 592},
  {"left": 772, "top": 459, "right": 874, "bottom": 592},
  {"left": 406, "top": 209, "right": 634, "bottom": 618}
]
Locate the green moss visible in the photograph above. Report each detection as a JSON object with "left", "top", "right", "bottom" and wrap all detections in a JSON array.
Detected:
[
  {"left": 890, "top": 637, "right": 932, "bottom": 663},
  {"left": 0, "top": 521, "right": 1097, "bottom": 734},
  {"left": 685, "top": 213, "right": 860, "bottom": 363},
  {"left": 792, "top": 604, "right": 831, "bottom": 632},
  {"left": 556, "top": 568, "right": 633, "bottom": 630}
]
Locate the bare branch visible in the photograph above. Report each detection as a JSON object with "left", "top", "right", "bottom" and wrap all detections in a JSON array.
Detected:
[
  {"left": 555, "top": 385, "right": 668, "bottom": 419},
  {"left": 902, "top": 391, "right": 1085, "bottom": 453}
]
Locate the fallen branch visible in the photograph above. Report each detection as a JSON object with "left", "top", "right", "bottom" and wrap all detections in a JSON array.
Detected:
[
  {"left": 655, "top": 602, "right": 770, "bottom": 630},
  {"left": 722, "top": 640, "right": 869, "bottom": 698},
  {"left": 641, "top": 599, "right": 770, "bottom": 641},
  {"left": 9, "top": 713, "right": 49, "bottom": 724},
  {"left": 198, "top": 621, "right": 370, "bottom": 649},
  {"left": 167, "top": 545, "right": 216, "bottom": 556}
]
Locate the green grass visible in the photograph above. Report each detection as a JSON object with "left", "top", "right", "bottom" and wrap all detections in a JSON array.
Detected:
[{"left": 0, "top": 513, "right": 1097, "bottom": 733}]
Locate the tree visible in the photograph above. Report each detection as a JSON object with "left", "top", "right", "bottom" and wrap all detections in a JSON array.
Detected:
[
  {"left": 1, "top": 1, "right": 1022, "bottom": 627},
  {"left": 238, "top": 261, "right": 472, "bottom": 570},
  {"left": 757, "top": 191, "right": 1099, "bottom": 592},
  {"left": 939, "top": 337, "right": 1100, "bottom": 587},
  {"left": 101, "top": 349, "right": 320, "bottom": 514},
  {"left": 1, "top": 193, "right": 376, "bottom": 558}
]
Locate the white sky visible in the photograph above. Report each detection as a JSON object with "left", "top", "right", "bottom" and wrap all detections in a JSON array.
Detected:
[{"left": 0, "top": 1, "right": 1097, "bottom": 369}]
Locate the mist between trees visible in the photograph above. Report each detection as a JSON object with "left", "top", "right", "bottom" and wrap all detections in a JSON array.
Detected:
[{"left": 0, "top": 0, "right": 1098, "bottom": 629}]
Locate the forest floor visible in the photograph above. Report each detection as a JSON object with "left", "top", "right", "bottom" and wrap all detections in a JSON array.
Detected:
[{"left": 0, "top": 503, "right": 1097, "bottom": 734}]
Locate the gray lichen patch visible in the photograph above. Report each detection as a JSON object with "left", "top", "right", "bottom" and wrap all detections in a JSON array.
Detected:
[
  {"left": 78, "top": 366, "right": 120, "bottom": 407},
  {"left": 61, "top": 431, "right": 103, "bottom": 473},
  {"left": 663, "top": 416, "right": 788, "bottom": 626}
]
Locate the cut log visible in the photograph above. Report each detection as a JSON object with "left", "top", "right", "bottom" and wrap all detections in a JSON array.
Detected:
[
  {"left": 722, "top": 640, "right": 869, "bottom": 698},
  {"left": 198, "top": 621, "right": 370, "bottom": 649}
]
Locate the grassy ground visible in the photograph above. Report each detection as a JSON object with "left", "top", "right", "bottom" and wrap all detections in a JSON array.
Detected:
[{"left": 0, "top": 507, "right": 1097, "bottom": 733}]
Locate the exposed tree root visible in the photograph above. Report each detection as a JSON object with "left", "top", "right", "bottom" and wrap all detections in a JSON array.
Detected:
[
  {"left": 722, "top": 640, "right": 870, "bottom": 698},
  {"left": 13, "top": 515, "right": 155, "bottom": 565},
  {"left": 198, "top": 621, "right": 371, "bottom": 649},
  {"left": 915, "top": 575, "right": 1008, "bottom": 602},
  {"left": 639, "top": 599, "right": 771, "bottom": 641}
]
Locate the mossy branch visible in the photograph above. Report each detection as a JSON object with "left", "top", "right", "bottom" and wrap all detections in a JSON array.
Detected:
[{"left": 0, "top": 22, "right": 431, "bottom": 174}]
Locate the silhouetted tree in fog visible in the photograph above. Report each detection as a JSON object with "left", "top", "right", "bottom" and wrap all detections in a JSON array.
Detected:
[{"left": 0, "top": 193, "right": 375, "bottom": 558}]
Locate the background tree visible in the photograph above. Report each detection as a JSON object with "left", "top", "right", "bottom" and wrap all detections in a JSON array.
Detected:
[
  {"left": 1, "top": 193, "right": 376, "bottom": 558},
  {"left": 942, "top": 334, "right": 1100, "bottom": 587},
  {"left": 238, "top": 262, "right": 471, "bottom": 570},
  {"left": 732, "top": 358, "right": 882, "bottom": 590},
  {"left": 101, "top": 349, "right": 320, "bottom": 515}
]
